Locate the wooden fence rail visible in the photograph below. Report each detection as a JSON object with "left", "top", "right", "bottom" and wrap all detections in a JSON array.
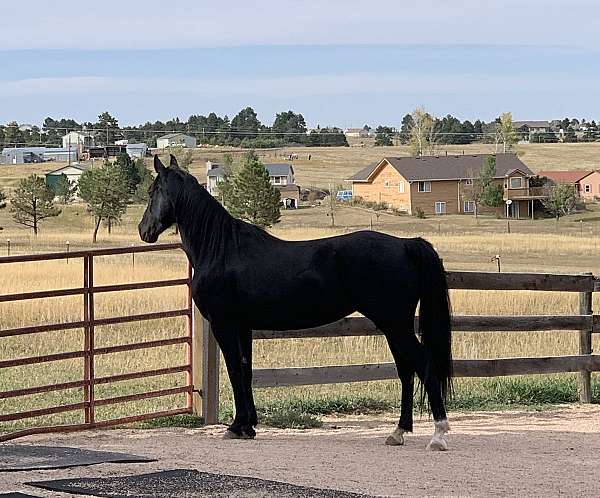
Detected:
[{"left": 196, "top": 271, "right": 600, "bottom": 424}]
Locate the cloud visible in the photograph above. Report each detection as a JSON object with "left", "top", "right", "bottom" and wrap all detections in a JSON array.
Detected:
[
  {"left": 2, "top": 0, "right": 599, "bottom": 49},
  {"left": 0, "top": 72, "right": 595, "bottom": 99}
]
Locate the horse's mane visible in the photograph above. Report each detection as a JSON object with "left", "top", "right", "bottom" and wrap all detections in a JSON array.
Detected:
[{"left": 169, "top": 167, "right": 276, "bottom": 263}]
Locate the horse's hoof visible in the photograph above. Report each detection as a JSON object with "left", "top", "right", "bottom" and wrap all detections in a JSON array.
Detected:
[
  {"left": 223, "top": 429, "right": 255, "bottom": 440},
  {"left": 385, "top": 428, "right": 405, "bottom": 446},
  {"left": 426, "top": 437, "right": 448, "bottom": 451}
]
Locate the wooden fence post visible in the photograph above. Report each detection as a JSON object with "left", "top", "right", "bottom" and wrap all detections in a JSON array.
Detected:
[
  {"left": 192, "top": 307, "right": 220, "bottom": 424},
  {"left": 578, "top": 273, "right": 593, "bottom": 403}
]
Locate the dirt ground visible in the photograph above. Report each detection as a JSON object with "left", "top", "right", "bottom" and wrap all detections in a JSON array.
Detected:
[{"left": 2, "top": 405, "right": 600, "bottom": 497}]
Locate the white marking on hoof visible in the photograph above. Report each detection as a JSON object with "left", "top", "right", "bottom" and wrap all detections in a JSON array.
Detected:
[
  {"left": 385, "top": 427, "right": 405, "bottom": 446},
  {"left": 426, "top": 418, "right": 450, "bottom": 451}
]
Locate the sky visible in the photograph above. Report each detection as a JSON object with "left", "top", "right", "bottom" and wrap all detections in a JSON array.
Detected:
[{"left": 1, "top": 0, "right": 599, "bottom": 128}]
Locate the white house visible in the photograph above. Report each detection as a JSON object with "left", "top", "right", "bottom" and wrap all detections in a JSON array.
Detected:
[
  {"left": 126, "top": 143, "right": 148, "bottom": 158},
  {"left": 156, "top": 133, "right": 197, "bottom": 149},
  {"left": 45, "top": 163, "right": 91, "bottom": 196},
  {"left": 62, "top": 131, "right": 95, "bottom": 151},
  {"left": 205, "top": 161, "right": 225, "bottom": 196},
  {"left": 204, "top": 161, "right": 299, "bottom": 208},
  {"left": 344, "top": 127, "right": 370, "bottom": 138}
]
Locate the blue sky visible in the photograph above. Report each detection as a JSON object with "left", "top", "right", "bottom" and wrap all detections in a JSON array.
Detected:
[{"left": 1, "top": 1, "right": 599, "bottom": 127}]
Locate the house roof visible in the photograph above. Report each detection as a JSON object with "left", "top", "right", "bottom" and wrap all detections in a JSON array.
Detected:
[
  {"left": 207, "top": 166, "right": 226, "bottom": 178},
  {"left": 275, "top": 184, "right": 300, "bottom": 193},
  {"left": 513, "top": 121, "right": 551, "bottom": 129},
  {"left": 265, "top": 163, "right": 294, "bottom": 177},
  {"left": 347, "top": 154, "right": 534, "bottom": 183},
  {"left": 157, "top": 133, "right": 194, "bottom": 140},
  {"left": 537, "top": 170, "right": 594, "bottom": 184},
  {"left": 46, "top": 163, "right": 91, "bottom": 175}
]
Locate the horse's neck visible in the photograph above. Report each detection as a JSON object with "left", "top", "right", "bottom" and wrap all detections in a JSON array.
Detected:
[{"left": 174, "top": 182, "right": 233, "bottom": 270}]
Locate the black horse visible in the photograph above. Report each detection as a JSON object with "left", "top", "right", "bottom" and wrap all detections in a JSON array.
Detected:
[{"left": 139, "top": 155, "right": 453, "bottom": 450}]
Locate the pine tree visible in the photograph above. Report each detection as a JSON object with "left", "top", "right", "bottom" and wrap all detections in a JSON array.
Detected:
[
  {"left": 227, "top": 152, "right": 280, "bottom": 227},
  {"left": 78, "top": 161, "right": 129, "bottom": 242},
  {"left": 52, "top": 173, "right": 78, "bottom": 204},
  {"left": 115, "top": 152, "right": 141, "bottom": 195},
  {"left": 10, "top": 175, "right": 61, "bottom": 235}
]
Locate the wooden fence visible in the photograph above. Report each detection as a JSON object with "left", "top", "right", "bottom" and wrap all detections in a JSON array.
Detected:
[
  {"left": 195, "top": 271, "right": 600, "bottom": 424},
  {"left": 1, "top": 245, "right": 599, "bottom": 437}
]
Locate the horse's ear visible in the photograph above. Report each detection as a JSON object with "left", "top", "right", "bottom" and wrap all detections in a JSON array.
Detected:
[
  {"left": 170, "top": 154, "right": 180, "bottom": 169},
  {"left": 154, "top": 155, "right": 166, "bottom": 174}
]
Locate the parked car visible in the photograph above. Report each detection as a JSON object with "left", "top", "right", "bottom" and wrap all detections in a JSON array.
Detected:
[{"left": 336, "top": 190, "right": 353, "bottom": 201}]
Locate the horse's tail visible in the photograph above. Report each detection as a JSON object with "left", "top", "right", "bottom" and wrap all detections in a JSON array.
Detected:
[{"left": 411, "top": 237, "right": 453, "bottom": 402}]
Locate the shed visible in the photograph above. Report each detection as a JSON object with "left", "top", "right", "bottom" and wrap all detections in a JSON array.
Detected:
[
  {"left": 156, "top": 133, "right": 197, "bottom": 149},
  {"left": 45, "top": 163, "right": 91, "bottom": 194}
]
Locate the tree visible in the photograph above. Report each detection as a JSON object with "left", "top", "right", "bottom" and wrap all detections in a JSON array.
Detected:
[
  {"left": 226, "top": 152, "right": 280, "bottom": 227},
  {"left": 326, "top": 184, "right": 338, "bottom": 227},
  {"left": 231, "top": 107, "right": 261, "bottom": 140},
  {"left": 497, "top": 112, "right": 517, "bottom": 153},
  {"left": 272, "top": 110, "right": 307, "bottom": 143},
  {"left": 52, "top": 174, "right": 78, "bottom": 204},
  {"left": 464, "top": 155, "right": 502, "bottom": 218},
  {"left": 10, "top": 175, "right": 61, "bottom": 235},
  {"left": 408, "top": 107, "right": 437, "bottom": 156},
  {"left": 544, "top": 184, "right": 576, "bottom": 221},
  {"left": 374, "top": 126, "right": 394, "bottom": 146},
  {"left": 399, "top": 113, "right": 414, "bottom": 143},
  {"left": 115, "top": 152, "right": 141, "bottom": 195},
  {"left": 78, "top": 162, "right": 129, "bottom": 242},
  {"left": 0, "top": 187, "right": 6, "bottom": 210},
  {"left": 132, "top": 159, "right": 154, "bottom": 202},
  {"left": 96, "top": 111, "right": 120, "bottom": 145}
]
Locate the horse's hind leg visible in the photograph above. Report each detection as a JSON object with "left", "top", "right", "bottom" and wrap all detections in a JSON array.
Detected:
[
  {"left": 382, "top": 332, "right": 415, "bottom": 446},
  {"left": 399, "top": 333, "right": 450, "bottom": 451}
]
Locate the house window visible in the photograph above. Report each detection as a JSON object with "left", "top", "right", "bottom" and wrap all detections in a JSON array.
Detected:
[
  {"left": 584, "top": 184, "right": 591, "bottom": 193},
  {"left": 398, "top": 181, "right": 405, "bottom": 193},
  {"left": 465, "top": 179, "right": 473, "bottom": 185},
  {"left": 435, "top": 202, "right": 446, "bottom": 214},
  {"left": 384, "top": 180, "right": 390, "bottom": 188},
  {"left": 464, "top": 201, "right": 475, "bottom": 213},
  {"left": 509, "top": 177, "right": 523, "bottom": 189},
  {"left": 418, "top": 181, "right": 431, "bottom": 192},
  {"left": 273, "top": 176, "right": 282, "bottom": 185}
]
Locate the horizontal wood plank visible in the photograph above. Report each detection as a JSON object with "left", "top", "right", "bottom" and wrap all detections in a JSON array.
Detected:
[
  {"left": 253, "top": 314, "right": 598, "bottom": 340},
  {"left": 446, "top": 271, "right": 594, "bottom": 292},
  {"left": 252, "top": 355, "right": 600, "bottom": 387}
]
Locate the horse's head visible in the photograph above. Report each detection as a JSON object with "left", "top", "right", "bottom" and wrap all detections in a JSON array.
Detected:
[{"left": 138, "top": 155, "right": 180, "bottom": 243}]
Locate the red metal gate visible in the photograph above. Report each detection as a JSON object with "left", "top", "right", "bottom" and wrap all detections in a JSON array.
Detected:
[{"left": 0, "top": 243, "right": 194, "bottom": 442}]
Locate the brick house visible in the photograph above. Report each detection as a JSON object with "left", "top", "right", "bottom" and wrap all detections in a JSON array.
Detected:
[
  {"left": 538, "top": 170, "right": 600, "bottom": 200},
  {"left": 347, "top": 153, "right": 546, "bottom": 218}
]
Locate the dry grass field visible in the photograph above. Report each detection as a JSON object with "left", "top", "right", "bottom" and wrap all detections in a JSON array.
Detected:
[
  {"left": 1, "top": 143, "right": 599, "bottom": 432},
  {"left": 182, "top": 142, "right": 600, "bottom": 188}
]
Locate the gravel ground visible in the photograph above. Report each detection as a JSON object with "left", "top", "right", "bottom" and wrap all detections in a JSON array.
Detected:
[{"left": 1, "top": 405, "right": 600, "bottom": 497}]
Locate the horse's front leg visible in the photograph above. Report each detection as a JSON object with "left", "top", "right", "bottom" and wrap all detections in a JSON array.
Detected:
[
  {"left": 240, "top": 328, "right": 258, "bottom": 427},
  {"left": 211, "top": 321, "right": 255, "bottom": 439}
]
